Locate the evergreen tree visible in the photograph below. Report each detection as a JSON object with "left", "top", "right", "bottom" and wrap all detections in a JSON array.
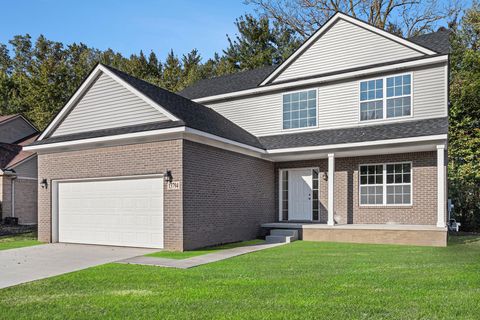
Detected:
[{"left": 448, "top": 3, "right": 480, "bottom": 231}]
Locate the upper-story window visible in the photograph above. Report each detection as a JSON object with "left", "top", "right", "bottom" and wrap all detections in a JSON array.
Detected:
[
  {"left": 283, "top": 89, "right": 317, "bottom": 130},
  {"left": 360, "top": 73, "right": 412, "bottom": 121}
]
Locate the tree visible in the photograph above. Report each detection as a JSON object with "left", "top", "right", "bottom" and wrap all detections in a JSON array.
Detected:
[
  {"left": 448, "top": 3, "right": 480, "bottom": 231},
  {"left": 224, "top": 14, "right": 300, "bottom": 70},
  {"left": 246, "top": 0, "right": 463, "bottom": 38},
  {"left": 162, "top": 50, "right": 182, "bottom": 92}
]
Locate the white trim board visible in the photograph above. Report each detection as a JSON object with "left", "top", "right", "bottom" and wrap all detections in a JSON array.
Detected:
[
  {"left": 194, "top": 55, "right": 448, "bottom": 104},
  {"left": 38, "top": 64, "right": 179, "bottom": 141},
  {"left": 260, "top": 13, "right": 436, "bottom": 86},
  {"left": 25, "top": 124, "right": 447, "bottom": 162}
]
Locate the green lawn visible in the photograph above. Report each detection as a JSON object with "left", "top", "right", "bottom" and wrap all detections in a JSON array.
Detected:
[
  {"left": 0, "top": 232, "right": 41, "bottom": 251},
  {"left": 0, "top": 236, "right": 479, "bottom": 319},
  {"left": 146, "top": 239, "right": 264, "bottom": 259}
]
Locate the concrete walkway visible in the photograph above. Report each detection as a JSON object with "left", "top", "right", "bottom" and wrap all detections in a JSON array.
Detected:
[
  {"left": 118, "top": 241, "right": 286, "bottom": 269},
  {"left": 0, "top": 244, "right": 156, "bottom": 289}
]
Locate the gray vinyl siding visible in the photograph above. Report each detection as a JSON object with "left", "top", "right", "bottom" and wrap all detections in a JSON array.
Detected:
[
  {"left": 274, "top": 19, "right": 423, "bottom": 83},
  {"left": 0, "top": 117, "right": 37, "bottom": 143},
  {"left": 13, "top": 156, "right": 37, "bottom": 178},
  {"left": 52, "top": 72, "right": 170, "bottom": 137},
  {"left": 205, "top": 64, "right": 447, "bottom": 136}
]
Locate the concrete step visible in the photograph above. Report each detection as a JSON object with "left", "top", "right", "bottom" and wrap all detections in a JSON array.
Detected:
[
  {"left": 270, "top": 229, "right": 299, "bottom": 240},
  {"left": 266, "top": 235, "right": 293, "bottom": 244}
]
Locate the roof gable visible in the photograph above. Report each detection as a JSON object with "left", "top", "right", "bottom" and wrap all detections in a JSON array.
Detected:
[
  {"left": 40, "top": 65, "right": 178, "bottom": 140},
  {"left": 262, "top": 13, "right": 437, "bottom": 85}
]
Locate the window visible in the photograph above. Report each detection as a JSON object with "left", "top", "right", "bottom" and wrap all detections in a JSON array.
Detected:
[
  {"left": 359, "top": 162, "right": 412, "bottom": 206},
  {"left": 359, "top": 74, "right": 412, "bottom": 121},
  {"left": 283, "top": 90, "right": 317, "bottom": 129},
  {"left": 312, "top": 169, "right": 319, "bottom": 220},
  {"left": 359, "top": 165, "right": 384, "bottom": 205},
  {"left": 386, "top": 75, "right": 411, "bottom": 118},
  {"left": 281, "top": 170, "right": 288, "bottom": 221},
  {"left": 386, "top": 163, "right": 411, "bottom": 204},
  {"left": 360, "top": 79, "right": 383, "bottom": 121}
]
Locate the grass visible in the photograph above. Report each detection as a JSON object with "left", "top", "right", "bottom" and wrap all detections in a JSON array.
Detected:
[
  {"left": 146, "top": 239, "right": 264, "bottom": 259},
  {"left": 0, "top": 235, "right": 479, "bottom": 319},
  {"left": 0, "top": 232, "right": 41, "bottom": 251}
]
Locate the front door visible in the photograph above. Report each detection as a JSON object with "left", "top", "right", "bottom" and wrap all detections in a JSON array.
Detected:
[{"left": 288, "top": 169, "right": 313, "bottom": 221}]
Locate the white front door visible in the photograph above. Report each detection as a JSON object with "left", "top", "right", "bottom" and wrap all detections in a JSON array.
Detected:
[{"left": 288, "top": 169, "right": 313, "bottom": 221}]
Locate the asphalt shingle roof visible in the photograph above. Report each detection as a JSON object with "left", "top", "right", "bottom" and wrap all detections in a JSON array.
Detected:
[
  {"left": 179, "top": 30, "right": 450, "bottom": 100},
  {"left": 409, "top": 29, "right": 451, "bottom": 55},
  {"left": 35, "top": 65, "right": 263, "bottom": 149},
  {"left": 259, "top": 117, "right": 448, "bottom": 150}
]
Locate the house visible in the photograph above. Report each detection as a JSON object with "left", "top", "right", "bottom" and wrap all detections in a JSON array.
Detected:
[
  {"left": 0, "top": 114, "right": 39, "bottom": 225},
  {"left": 24, "top": 13, "right": 450, "bottom": 250}
]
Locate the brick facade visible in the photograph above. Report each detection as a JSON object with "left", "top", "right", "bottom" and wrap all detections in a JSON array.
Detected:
[
  {"left": 37, "top": 140, "right": 183, "bottom": 250},
  {"left": 182, "top": 140, "right": 275, "bottom": 250},
  {"left": 276, "top": 151, "right": 439, "bottom": 225},
  {"left": 37, "top": 141, "right": 441, "bottom": 251},
  {"left": 0, "top": 176, "right": 37, "bottom": 224}
]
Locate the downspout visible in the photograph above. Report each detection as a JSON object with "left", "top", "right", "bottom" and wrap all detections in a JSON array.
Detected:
[
  {"left": 1, "top": 169, "right": 17, "bottom": 219},
  {"left": 11, "top": 175, "right": 17, "bottom": 218}
]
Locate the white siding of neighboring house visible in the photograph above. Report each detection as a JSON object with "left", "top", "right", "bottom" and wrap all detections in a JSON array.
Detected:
[
  {"left": 52, "top": 72, "right": 170, "bottom": 137},
  {"left": 204, "top": 64, "right": 447, "bottom": 137},
  {"left": 273, "top": 19, "right": 424, "bottom": 83}
]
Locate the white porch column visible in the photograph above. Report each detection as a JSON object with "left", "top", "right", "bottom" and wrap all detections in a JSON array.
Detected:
[
  {"left": 327, "top": 153, "right": 335, "bottom": 226},
  {"left": 436, "top": 145, "right": 446, "bottom": 228}
]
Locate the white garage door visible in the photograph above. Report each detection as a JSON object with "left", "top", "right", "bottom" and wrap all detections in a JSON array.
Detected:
[{"left": 57, "top": 176, "right": 163, "bottom": 248}]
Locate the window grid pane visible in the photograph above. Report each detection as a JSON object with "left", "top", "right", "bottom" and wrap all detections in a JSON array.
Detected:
[
  {"left": 281, "top": 171, "right": 288, "bottom": 220},
  {"left": 386, "top": 163, "right": 412, "bottom": 205},
  {"left": 360, "top": 165, "right": 383, "bottom": 205},
  {"left": 360, "top": 78, "right": 383, "bottom": 121},
  {"left": 283, "top": 90, "right": 317, "bottom": 129},
  {"left": 312, "top": 169, "right": 319, "bottom": 220},
  {"left": 386, "top": 74, "right": 411, "bottom": 118}
]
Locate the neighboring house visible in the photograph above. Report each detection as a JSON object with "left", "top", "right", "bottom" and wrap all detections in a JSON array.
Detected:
[
  {"left": 25, "top": 13, "right": 449, "bottom": 250},
  {"left": 0, "top": 114, "right": 39, "bottom": 225}
]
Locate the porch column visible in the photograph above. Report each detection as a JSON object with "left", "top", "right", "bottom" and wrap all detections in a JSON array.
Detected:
[
  {"left": 437, "top": 144, "right": 446, "bottom": 228},
  {"left": 327, "top": 153, "right": 335, "bottom": 226}
]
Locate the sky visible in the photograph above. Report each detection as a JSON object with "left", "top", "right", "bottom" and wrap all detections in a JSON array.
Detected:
[{"left": 0, "top": 0, "right": 254, "bottom": 61}]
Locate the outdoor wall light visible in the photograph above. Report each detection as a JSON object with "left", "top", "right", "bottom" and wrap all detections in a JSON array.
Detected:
[
  {"left": 40, "top": 178, "right": 48, "bottom": 189},
  {"left": 323, "top": 172, "right": 328, "bottom": 181},
  {"left": 164, "top": 170, "right": 173, "bottom": 183}
]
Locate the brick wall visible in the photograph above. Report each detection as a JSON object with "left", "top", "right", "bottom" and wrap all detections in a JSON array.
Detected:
[
  {"left": 37, "top": 140, "right": 183, "bottom": 250},
  {"left": 276, "top": 152, "right": 438, "bottom": 225},
  {"left": 182, "top": 140, "right": 275, "bottom": 250},
  {"left": 13, "top": 178, "right": 37, "bottom": 224}
]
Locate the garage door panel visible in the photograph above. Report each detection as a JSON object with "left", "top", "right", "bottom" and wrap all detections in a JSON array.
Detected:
[{"left": 58, "top": 177, "right": 164, "bottom": 248}]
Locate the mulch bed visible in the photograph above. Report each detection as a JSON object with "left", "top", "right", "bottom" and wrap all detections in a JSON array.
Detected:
[{"left": 0, "top": 224, "right": 37, "bottom": 237}]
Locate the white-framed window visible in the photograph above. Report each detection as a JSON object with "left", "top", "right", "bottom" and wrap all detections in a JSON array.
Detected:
[
  {"left": 359, "top": 162, "right": 412, "bottom": 206},
  {"left": 359, "top": 73, "right": 412, "bottom": 121},
  {"left": 360, "top": 79, "right": 383, "bottom": 121},
  {"left": 282, "top": 89, "right": 317, "bottom": 130}
]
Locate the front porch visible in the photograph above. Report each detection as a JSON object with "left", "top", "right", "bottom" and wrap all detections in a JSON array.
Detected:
[{"left": 262, "top": 223, "right": 448, "bottom": 247}]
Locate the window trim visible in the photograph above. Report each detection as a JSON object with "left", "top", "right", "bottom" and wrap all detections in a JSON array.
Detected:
[
  {"left": 281, "top": 88, "right": 319, "bottom": 132},
  {"left": 358, "top": 73, "right": 414, "bottom": 123},
  {"left": 358, "top": 161, "right": 413, "bottom": 207}
]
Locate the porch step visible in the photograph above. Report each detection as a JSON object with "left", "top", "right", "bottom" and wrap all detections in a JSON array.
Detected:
[
  {"left": 266, "top": 235, "right": 293, "bottom": 243},
  {"left": 270, "top": 229, "right": 299, "bottom": 240}
]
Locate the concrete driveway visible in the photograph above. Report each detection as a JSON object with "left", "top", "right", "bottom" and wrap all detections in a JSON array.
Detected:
[{"left": 0, "top": 244, "right": 156, "bottom": 289}]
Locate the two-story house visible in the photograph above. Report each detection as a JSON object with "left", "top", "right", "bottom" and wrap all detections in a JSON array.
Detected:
[{"left": 25, "top": 13, "right": 449, "bottom": 250}]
